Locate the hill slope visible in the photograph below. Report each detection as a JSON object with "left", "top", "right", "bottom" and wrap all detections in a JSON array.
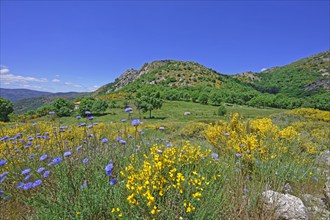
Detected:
[
  {"left": 0, "top": 88, "right": 52, "bottom": 102},
  {"left": 13, "top": 92, "right": 89, "bottom": 114},
  {"left": 239, "top": 51, "right": 330, "bottom": 97}
]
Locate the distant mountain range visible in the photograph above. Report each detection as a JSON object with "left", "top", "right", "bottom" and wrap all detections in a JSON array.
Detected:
[
  {"left": 0, "top": 88, "right": 52, "bottom": 102},
  {"left": 1, "top": 50, "right": 329, "bottom": 113},
  {"left": 0, "top": 88, "right": 89, "bottom": 114}
]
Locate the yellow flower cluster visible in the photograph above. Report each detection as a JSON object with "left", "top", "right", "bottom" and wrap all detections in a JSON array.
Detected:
[
  {"left": 286, "top": 108, "right": 330, "bottom": 121},
  {"left": 122, "top": 142, "right": 216, "bottom": 216},
  {"left": 205, "top": 113, "right": 301, "bottom": 160}
]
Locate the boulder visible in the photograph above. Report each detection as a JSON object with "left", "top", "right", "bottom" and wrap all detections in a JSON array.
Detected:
[{"left": 260, "top": 190, "right": 308, "bottom": 220}]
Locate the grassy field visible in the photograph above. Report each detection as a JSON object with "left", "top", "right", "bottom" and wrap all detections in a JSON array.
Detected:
[
  {"left": 1, "top": 102, "right": 328, "bottom": 219},
  {"left": 21, "top": 100, "right": 285, "bottom": 126}
]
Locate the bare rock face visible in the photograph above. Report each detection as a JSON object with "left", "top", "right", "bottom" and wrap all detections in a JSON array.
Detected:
[{"left": 260, "top": 190, "right": 308, "bottom": 220}]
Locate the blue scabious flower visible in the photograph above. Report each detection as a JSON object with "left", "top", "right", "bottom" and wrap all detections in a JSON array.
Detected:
[
  {"left": 105, "top": 161, "right": 114, "bottom": 177},
  {"left": 116, "top": 136, "right": 122, "bottom": 141},
  {"left": 39, "top": 154, "right": 48, "bottom": 161},
  {"left": 82, "top": 158, "right": 89, "bottom": 164},
  {"left": 101, "top": 138, "right": 108, "bottom": 143},
  {"left": 125, "top": 107, "right": 133, "bottom": 112},
  {"left": 87, "top": 125, "right": 93, "bottom": 129},
  {"left": 76, "top": 145, "right": 82, "bottom": 151},
  {"left": 88, "top": 116, "right": 94, "bottom": 120},
  {"left": 21, "top": 168, "right": 31, "bottom": 175},
  {"left": 24, "top": 174, "right": 31, "bottom": 180},
  {"left": 37, "top": 167, "right": 45, "bottom": 173},
  {"left": 42, "top": 170, "right": 50, "bottom": 178},
  {"left": 79, "top": 122, "right": 86, "bottom": 127},
  {"left": 81, "top": 182, "right": 88, "bottom": 188},
  {"left": 109, "top": 178, "right": 118, "bottom": 186},
  {"left": 63, "top": 151, "right": 72, "bottom": 157},
  {"left": 0, "top": 175, "right": 7, "bottom": 183},
  {"left": 76, "top": 115, "right": 81, "bottom": 119},
  {"left": 49, "top": 111, "right": 55, "bottom": 115},
  {"left": 32, "top": 179, "right": 42, "bottom": 187},
  {"left": 85, "top": 111, "right": 91, "bottom": 115},
  {"left": 235, "top": 153, "right": 242, "bottom": 158},
  {"left": 48, "top": 157, "right": 62, "bottom": 166},
  {"left": 0, "top": 160, "right": 6, "bottom": 166},
  {"left": 159, "top": 126, "right": 165, "bottom": 130},
  {"left": 132, "top": 119, "right": 141, "bottom": 126},
  {"left": 23, "top": 182, "right": 33, "bottom": 190},
  {"left": 16, "top": 182, "right": 24, "bottom": 189},
  {"left": 211, "top": 153, "right": 219, "bottom": 161},
  {"left": 0, "top": 190, "right": 3, "bottom": 196},
  {"left": 119, "top": 140, "right": 126, "bottom": 145},
  {"left": 29, "top": 154, "right": 34, "bottom": 159},
  {"left": 0, "top": 171, "right": 9, "bottom": 178}
]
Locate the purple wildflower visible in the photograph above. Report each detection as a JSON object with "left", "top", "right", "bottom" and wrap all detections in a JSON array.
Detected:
[
  {"left": 32, "top": 179, "right": 42, "bottom": 187},
  {"left": 125, "top": 107, "right": 133, "bottom": 112},
  {"left": 48, "top": 157, "right": 62, "bottom": 166},
  {"left": 211, "top": 153, "right": 219, "bottom": 161},
  {"left": 42, "top": 170, "right": 50, "bottom": 178},
  {"left": 157, "top": 150, "right": 163, "bottom": 155},
  {"left": 314, "top": 177, "right": 319, "bottom": 182},
  {"left": 159, "top": 126, "right": 165, "bottom": 130},
  {"left": 0, "top": 176, "right": 7, "bottom": 183},
  {"left": 0, "top": 160, "right": 6, "bottom": 166},
  {"left": 21, "top": 168, "right": 31, "bottom": 175},
  {"left": 0, "top": 190, "right": 3, "bottom": 196},
  {"left": 76, "top": 145, "right": 82, "bottom": 151},
  {"left": 85, "top": 111, "right": 91, "bottom": 115},
  {"left": 109, "top": 178, "right": 118, "bottom": 186},
  {"left": 101, "top": 138, "right": 108, "bottom": 143},
  {"left": 82, "top": 158, "right": 89, "bottom": 164},
  {"left": 105, "top": 161, "right": 114, "bottom": 177},
  {"left": 29, "top": 154, "right": 34, "bottom": 159},
  {"left": 16, "top": 182, "right": 24, "bottom": 189},
  {"left": 119, "top": 140, "right": 126, "bottom": 145},
  {"left": 76, "top": 115, "right": 81, "bottom": 119},
  {"left": 39, "top": 154, "right": 48, "bottom": 161},
  {"left": 0, "top": 171, "right": 9, "bottom": 178},
  {"left": 131, "top": 119, "right": 141, "bottom": 126},
  {"left": 23, "top": 182, "right": 33, "bottom": 190},
  {"left": 37, "top": 167, "right": 45, "bottom": 173},
  {"left": 88, "top": 116, "right": 94, "bottom": 120},
  {"left": 116, "top": 136, "right": 122, "bottom": 141},
  {"left": 63, "top": 151, "right": 72, "bottom": 157},
  {"left": 24, "top": 174, "right": 31, "bottom": 180},
  {"left": 49, "top": 111, "right": 55, "bottom": 115},
  {"left": 235, "top": 153, "right": 242, "bottom": 158},
  {"left": 81, "top": 182, "right": 88, "bottom": 188},
  {"left": 88, "top": 125, "right": 93, "bottom": 129}
]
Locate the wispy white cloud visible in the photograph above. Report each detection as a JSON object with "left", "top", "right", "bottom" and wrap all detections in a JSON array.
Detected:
[
  {"left": 64, "top": 82, "right": 82, "bottom": 88},
  {"left": 0, "top": 66, "right": 48, "bottom": 84},
  {"left": 88, "top": 85, "right": 100, "bottom": 92},
  {"left": 260, "top": 68, "right": 267, "bottom": 72},
  {"left": 52, "top": 79, "right": 60, "bottom": 83},
  {"left": 0, "top": 66, "right": 10, "bottom": 75}
]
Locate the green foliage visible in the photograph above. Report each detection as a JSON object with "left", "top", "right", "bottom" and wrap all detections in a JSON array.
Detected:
[
  {"left": 198, "top": 93, "right": 209, "bottom": 105},
  {"left": 217, "top": 105, "right": 227, "bottom": 116},
  {"left": 0, "top": 97, "right": 14, "bottom": 122},
  {"left": 52, "top": 98, "right": 74, "bottom": 117},
  {"left": 79, "top": 97, "right": 96, "bottom": 115},
  {"left": 136, "top": 90, "right": 163, "bottom": 118},
  {"left": 92, "top": 100, "right": 109, "bottom": 114}
]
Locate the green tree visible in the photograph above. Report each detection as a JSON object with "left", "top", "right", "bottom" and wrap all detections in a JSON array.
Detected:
[
  {"left": 136, "top": 91, "right": 163, "bottom": 118},
  {"left": 0, "top": 97, "right": 14, "bottom": 122},
  {"left": 52, "top": 98, "right": 74, "bottom": 117},
  {"left": 92, "top": 100, "right": 109, "bottom": 114},
  {"left": 199, "top": 93, "right": 209, "bottom": 105},
  {"left": 209, "top": 92, "right": 222, "bottom": 106},
  {"left": 79, "top": 97, "right": 96, "bottom": 115},
  {"left": 217, "top": 105, "right": 227, "bottom": 116}
]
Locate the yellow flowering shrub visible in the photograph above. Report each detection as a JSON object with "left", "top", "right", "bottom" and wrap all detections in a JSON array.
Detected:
[
  {"left": 121, "top": 142, "right": 219, "bottom": 217},
  {"left": 205, "top": 113, "right": 301, "bottom": 161},
  {"left": 286, "top": 108, "right": 330, "bottom": 121}
]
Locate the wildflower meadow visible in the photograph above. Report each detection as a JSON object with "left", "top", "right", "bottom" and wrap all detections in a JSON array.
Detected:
[{"left": 0, "top": 108, "right": 329, "bottom": 219}]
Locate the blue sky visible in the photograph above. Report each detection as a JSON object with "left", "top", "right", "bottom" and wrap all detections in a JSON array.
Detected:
[{"left": 0, "top": 1, "right": 329, "bottom": 93}]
